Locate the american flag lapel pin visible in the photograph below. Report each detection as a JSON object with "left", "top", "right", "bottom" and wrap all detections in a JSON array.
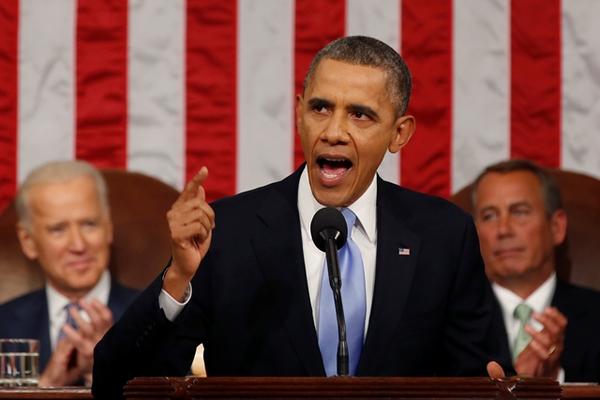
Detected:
[{"left": 398, "top": 247, "right": 410, "bottom": 256}]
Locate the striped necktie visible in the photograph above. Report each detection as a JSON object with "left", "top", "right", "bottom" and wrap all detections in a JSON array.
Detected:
[{"left": 58, "top": 302, "right": 81, "bottom": 341}]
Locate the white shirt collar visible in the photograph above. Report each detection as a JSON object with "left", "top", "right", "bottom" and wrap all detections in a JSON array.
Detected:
[
  {"left": 46, "top": 270, "right": 111, "bottom": 344},
  {"left": 297, "top": 167, "right": 377, "bottom": 243},
  {"left": 493, "top": 272, "right": 557, "bottom": 322}
]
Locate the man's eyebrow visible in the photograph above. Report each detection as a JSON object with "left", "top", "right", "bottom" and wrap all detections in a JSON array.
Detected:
[
  {"left": 306, "top": 98, "right": 380, "bottom": 120},
  {"left": 347, "top": 104, "right": 379, "bottom": 120},
  {"left": 307, "top": 97, "right": 333, "bottom": 109},
  {"left": 45, "top": 221, "right": 67, "bottom": 228},
  {"left": 476, "top": 201, "right": 532, "bottom": 215},
  {"left": 508, "top": 201, "right": 533, "bottom": 210},
  {"left": 477, "top": 205, "right": 498, "bottom": 215}
]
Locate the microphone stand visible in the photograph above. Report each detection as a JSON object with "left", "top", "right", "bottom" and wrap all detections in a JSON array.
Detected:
[{"left": 325, "top": 236, "right": 349, "bottom": 376}]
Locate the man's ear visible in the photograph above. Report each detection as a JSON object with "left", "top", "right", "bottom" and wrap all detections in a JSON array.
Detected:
[
  {"left": 550, "top": 209, "right": 568, "bottom": 246},
  {"left": 16, "top": 223, "right": 38, "bottom": 260},
  {"left": 388, "top": 115, "right": 415, "bottom": 153}
]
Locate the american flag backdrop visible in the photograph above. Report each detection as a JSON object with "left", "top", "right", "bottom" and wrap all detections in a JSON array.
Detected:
[{"left": 1, "top": 0, "right": 599, "bottom": 212}]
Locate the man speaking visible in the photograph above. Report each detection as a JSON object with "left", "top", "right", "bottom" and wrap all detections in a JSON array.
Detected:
[{"left": 93, "top": 36, "right": 496, "bottom": 399}]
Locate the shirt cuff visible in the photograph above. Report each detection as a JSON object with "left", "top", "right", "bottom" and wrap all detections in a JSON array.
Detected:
[
  {"left": 557, "top": 367, "right": 565, "bottom": 384},
  {"left": 159, "top": 283, "right": 192, "bottom": 321}
]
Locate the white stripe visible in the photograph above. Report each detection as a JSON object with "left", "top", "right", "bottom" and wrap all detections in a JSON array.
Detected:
[
  {"left": 237, "top": 0, "right": 294, "bottom": 193},
  {"left": 18, "top": 0, "right": 75, "bottom": 183},
  {"left": 127, "top": 0, "right": 185, "bottom": 191},
  {"left": 347, "top": 0, "right": 400, "bottom": 185},
  {"left": 452, "top": 0, "right": 510, "bottom": 193},
  {"left": 561, "top": 0, "right": 600, "bottom": 179},
  {"left": 11, "top": 2, "right": 600, "bottom": 200}
]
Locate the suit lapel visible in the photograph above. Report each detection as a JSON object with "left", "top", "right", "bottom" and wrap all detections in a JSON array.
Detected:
[
  {"left": 7, "top": 291, "right": 51, "bottom": 370},
  {"left": 551, "top": 279, "right": 585, "bottom": 318},
  {"left": 27, "top": 291, "right": 52, "bottom": 370},
  {"left": 490, "top": 297, "right": 513, "bottom": 371},
  {"left": 359, "top": 180, "right": 421, "bottom": 373},
  {"left": 107, "top": 281, "right": 134, "bottom": 320},
  {"left": 251, "top": 169, "right": 324, "bottom": 375},
  {"left": 552, "top": 279, "right": 593, "bottom": 379}
]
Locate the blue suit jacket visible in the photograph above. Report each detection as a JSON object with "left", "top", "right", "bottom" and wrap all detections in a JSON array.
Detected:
[
  {"left": 0, "top": 280, "right": 138, "bottom": 371},
  {"left": 93, "top": 167, "right": 496, "bottom": 399},
  {"left": 490, "top": 279, "right": 600, "bottom": 382}
]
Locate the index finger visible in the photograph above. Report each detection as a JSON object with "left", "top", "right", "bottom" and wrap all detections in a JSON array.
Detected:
[
  {"left": 534, "top": 307, "right": 567, "bottom": 329},
  {"left": 532, "top": 309, "right": 567, "bottom": 338},
  {"left": 80, "top": 300, "right": 113, "bottom": 331},
  {"left": 87, "top": 299, "right": 113, "bottom": 323},
  {"left": 543, "top": 307, "right": 568, "bottom": 327},
  {"left": 67, "top": 307, "right": 94, "bottom": 338},
  {"left": 180, "top": 166, "right": 209, "bottom": 201}
]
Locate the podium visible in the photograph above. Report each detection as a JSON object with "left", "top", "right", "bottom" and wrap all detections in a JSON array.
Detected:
[
  {"left": 1, "top": 379, "right": 599, "bottom": 399},
  {"left": 124, "top": 376, "right": 562, "bottom": 399}
]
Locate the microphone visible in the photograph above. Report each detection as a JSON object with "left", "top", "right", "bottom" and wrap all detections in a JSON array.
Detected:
[{"left": 310, "top": 207, "right": 349, "bottom": 376}]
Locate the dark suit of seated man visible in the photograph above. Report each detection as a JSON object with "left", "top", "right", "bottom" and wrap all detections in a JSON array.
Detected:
[
  {"left": 0, "top": 160, "right": 138, "bottom": 387},
  {"left": 93, "top": 36, "right": 498, "bottom": 399},
  {"left": 472, "top": 159, "right": 600, "bottom": 382}
]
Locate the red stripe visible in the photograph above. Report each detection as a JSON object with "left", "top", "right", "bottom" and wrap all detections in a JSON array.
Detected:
[
  {"left": 0, "top": 0, "right": 18, "bottom": 211},
  {"left": 510, "top": 0, "right": 561, "bottom": 167},
  {"left": 400, "top": 0, "right": 453, "bottom": 198},
  {"left": 186, "top": 0, "right": 237, "bottom": 201},
  {"left": 76, "top": 0, "right": 127, "bottom": 169},
  {"left": 293, "top": 0, "right": 346, "bottom": 169}
]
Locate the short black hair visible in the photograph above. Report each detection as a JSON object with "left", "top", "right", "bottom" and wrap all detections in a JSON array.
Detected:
[{"left": 303, "top": 36, "right": 412, "bottom": 116}]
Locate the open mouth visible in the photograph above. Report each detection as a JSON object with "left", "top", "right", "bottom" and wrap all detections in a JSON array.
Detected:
[{"left": 316, "top": 156, "right": 353, "bottom": 185}]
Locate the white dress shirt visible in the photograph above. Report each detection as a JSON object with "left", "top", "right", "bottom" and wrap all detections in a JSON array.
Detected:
[
  {"left": 46, "top": 270, "right": 111, "bottom": 349},
  {"left": 160, "top": 166, "right": 379, "bottom": 335},
  {"left": 297, "top": 168, "right": 376, "bottom": 334}
]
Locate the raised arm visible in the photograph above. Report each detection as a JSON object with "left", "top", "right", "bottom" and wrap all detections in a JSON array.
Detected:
[{"left": 164, "top": 167, "right": 215, "bottom": 300}]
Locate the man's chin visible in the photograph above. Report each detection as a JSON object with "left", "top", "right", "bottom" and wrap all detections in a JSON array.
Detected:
[
  {"left": 309, "top": 173, "right": 353, "bottom": 206},
  {"left": 312, "top": 188, "right": 351, "bottom": 208},
  {"left": 491, "top": 265, "right": 532, "bottom": 281}
]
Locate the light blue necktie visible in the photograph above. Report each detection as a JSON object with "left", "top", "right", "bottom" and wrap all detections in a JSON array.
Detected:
[{"left": 318, "top": 208, "right": 366, "bottom": 376}]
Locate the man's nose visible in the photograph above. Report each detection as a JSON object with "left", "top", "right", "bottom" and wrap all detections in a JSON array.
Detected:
[
  {"left": 496, "top": 214, "right": 513, "bottom": 237},
  {"left": 321, "top": 113, "right": 349, "bottom": 144},
  {"left": 68, "top": 227, "right": 87, "bottom": 251}
]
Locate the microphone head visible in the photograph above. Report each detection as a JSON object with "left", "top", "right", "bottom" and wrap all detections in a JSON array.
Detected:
[{"left": 310, "top": 207, "right": 347, "bottom": 252}]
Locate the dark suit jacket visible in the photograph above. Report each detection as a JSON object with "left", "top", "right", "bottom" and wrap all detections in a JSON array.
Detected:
[
  {"left": 489, "top": 279, "right": 600, "bottom": 382},
  {"left": 0, "top": 280, "right": 138, "bottom": 371},
  {"left": 93, "top": 167, "right": 496, "bottom": 399}
]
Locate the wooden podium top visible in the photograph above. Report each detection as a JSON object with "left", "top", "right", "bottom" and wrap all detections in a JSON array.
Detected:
[
  {"left": 0, "top": 387, "right": 91, "bottom": 399},
  {"left": 124, "top": 376, "right": 562, "bottom": 399},
  {"left": 1, "top": 378, "right": 599, "bottom": 399}
]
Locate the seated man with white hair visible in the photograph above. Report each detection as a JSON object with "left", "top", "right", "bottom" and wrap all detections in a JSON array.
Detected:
[{"left": 0, "top": 160, "right": 138, "bottom": 386}]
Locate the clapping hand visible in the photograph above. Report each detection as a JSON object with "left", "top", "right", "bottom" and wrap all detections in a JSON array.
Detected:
[
  {"left": 39, "top": 300, "right": 113, "bottom": 387},
  {"left": 515, "top": 307, "right": 567, "bottom": 378}
]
